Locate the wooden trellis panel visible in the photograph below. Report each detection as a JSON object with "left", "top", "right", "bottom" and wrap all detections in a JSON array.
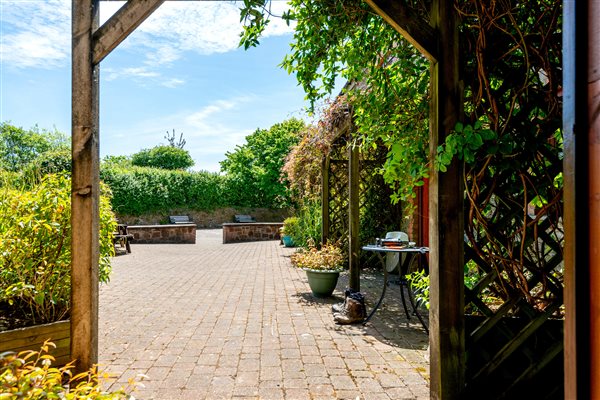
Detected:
[
  {"left": 322, "top": 130, "right": 402, "bottom": 269},
  {"left": 462, "top": 144, "right": 564, "bottom": 398}
]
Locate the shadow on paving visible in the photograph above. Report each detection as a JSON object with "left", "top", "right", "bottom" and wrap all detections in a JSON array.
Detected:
[{"left": 99, "top": 229, "right": 429, "bottom": 399}]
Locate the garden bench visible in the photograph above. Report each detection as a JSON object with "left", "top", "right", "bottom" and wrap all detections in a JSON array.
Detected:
[
  {"left": 234, "top": 214, "right": 256, "bottom": 223},
  {"left": 169, "top": 215, "right": 192, "bottom": 224},
  {"left": 113, "top": 224, "right": 134, "bottom": 253}
]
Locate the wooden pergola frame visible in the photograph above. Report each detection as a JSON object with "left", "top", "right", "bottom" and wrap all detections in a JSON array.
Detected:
[{"left": 71, "top": 0, "right": 598, "bottom": 398}]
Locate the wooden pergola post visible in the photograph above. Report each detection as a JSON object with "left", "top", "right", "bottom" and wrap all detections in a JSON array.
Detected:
[
  {"left": 348, "top": 135, "right": 360, "bottom": 291},
  {"left": 428, "top": 1, "right": 464, "bottom": 398},
  {"left": 71, "top": 0, "right": 165, "bottom": 373},
  {"left": 71, "top": 0, "right": 100, "bottom": 372},
  {"left": 366, "top": 1, "right": 462, "bottom": 397},
  {"left": 321, "top": 155, "right": 330, "bottom": 245},
  {"left": 563, "top": 0, "right": 599, "bottom": 397}
]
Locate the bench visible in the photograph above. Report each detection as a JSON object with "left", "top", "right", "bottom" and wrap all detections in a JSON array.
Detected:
[
  {"left": 113, "top": 224, "right": 134, "bottom": 253},
  {"left": 169, "top": 215, "right": 192, "bottom": 224},
  {"left": 234, "top": 214, "right": 256, "bottom": 223}
]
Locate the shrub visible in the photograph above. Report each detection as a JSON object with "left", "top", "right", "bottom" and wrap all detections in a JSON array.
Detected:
[
  {"left": 290, "top": 240, "right": 345, "bottom": 272},
  {"left": 294, "top": 200, "right": 322, "bottom": 248},
  {"left": 100, "top": 165, "right": 227, "bottom": 215},
  {"left": 0, "top": 122, "right": 69, "bottom": 172},
  {"left": 0, "top": 341, "right": 138, "bottom": 399},
  {"left": 220, "top": 118, "right": 304, "bottom": 208},
  {"left": 131, "top": 145, "right": 194, "bottom": 170},
  {"left": 282, "top": 217, "right": 301, "bottom": 240},
  {"left": 0, "top": 174, "right": 117, "bottom": 325}
]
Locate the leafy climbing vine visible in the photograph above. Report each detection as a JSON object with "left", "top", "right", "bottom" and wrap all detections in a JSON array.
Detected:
[
  {"left": 240, "top": 0, "right": 430, "bottom": 205},
  {"left": 240, "top": 0, "right": 564, "bottom": 310}
]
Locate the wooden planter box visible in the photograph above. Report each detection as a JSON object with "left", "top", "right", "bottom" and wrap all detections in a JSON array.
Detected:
[{"left": 0, "top": 320, "right": 71, "bottom": 367}]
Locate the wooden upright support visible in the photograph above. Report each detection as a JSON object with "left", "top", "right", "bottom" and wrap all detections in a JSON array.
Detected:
[
  {"left": 563, "top": 0, "right": 599, "bottom": 397},
  {"left": 321, "top": 155, "right": 330, "bottom": 245},
  {"left": 428, "top": 1, "right": 464, "bottom": 398},
  {"left": 348, "top": 135, "right": 360, "bottom": 291},
  {"left": 71, "top": 0, "right": 165, "bottom": 373},
  {"left": 71, "top": 0, "right": 100, "bottom": 373}
]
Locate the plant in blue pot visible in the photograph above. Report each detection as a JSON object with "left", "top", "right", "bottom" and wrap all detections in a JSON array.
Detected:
[
  {"left": 281, "top": 216, "right": 299, "bottom": 247},
  {"left": 290, "top": 240, "right": 345, "bottom": 298}
]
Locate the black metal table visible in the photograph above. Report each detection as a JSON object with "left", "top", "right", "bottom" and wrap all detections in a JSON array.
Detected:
[{"left": 361, "top": 245, "right": 429, "bottom": 333}]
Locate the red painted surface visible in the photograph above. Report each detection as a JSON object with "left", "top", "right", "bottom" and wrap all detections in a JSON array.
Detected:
[{"left": 419, "top": 178, "right": 430, "bottom": 247}]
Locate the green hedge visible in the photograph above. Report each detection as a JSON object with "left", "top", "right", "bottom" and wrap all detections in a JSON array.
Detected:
[{"left": 100, "top": 166, "right": 232, "bottom": 215}]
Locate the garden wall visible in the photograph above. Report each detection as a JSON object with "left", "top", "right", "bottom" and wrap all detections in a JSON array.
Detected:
[
  {"left": 128, "top": 224, "right": 196, "bottom": 244},
  {"left": 116, "top": 207, "right": 290, "bottom": 228},
  {"left": 222, "top": 222, "right": 283, "bottom": 243}
]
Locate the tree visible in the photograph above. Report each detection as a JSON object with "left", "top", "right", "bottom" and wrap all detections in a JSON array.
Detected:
[
  {"left": 220, "top": 118, "right": 304, "bottom": 208},
  {"left": 0, "top": 122, "right": 69, "bottom": 172},
  {"left": 131, "top": 145, "right": 194, "bottom": 170},
  {"left": 164, "top": 129, "right": 186, "bottom": 149}
]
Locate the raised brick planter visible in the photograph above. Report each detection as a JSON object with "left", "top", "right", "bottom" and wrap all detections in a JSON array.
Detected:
[
  {"left": 222, "top": 222, "right": 283, "bottom": 244},
  {"left": 128, "top": 224, "right": 196, "bottom": 244}
]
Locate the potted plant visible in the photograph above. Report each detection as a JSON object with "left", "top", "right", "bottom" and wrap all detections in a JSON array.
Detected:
[
  {"left": 281, "top": 217, "right": 300, "bottom": 247},
  {"left": 290, "top": 240, "right": 345, "bottom": 298}
]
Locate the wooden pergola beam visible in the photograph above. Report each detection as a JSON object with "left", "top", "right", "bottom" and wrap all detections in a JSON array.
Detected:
[
  {"left": 93, "top": 0, "right": 165, "bottom": 65},
  {"left": 364, "top": 0, "right": 437, "bottom": 61}
]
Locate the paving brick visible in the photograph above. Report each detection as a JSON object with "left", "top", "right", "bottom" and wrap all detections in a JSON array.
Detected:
[{"left": 98, "top": 229, "right": 429, "bottom": 399}]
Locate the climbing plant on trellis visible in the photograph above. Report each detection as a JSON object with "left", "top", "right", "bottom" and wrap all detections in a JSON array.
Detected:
[
  {"left": 322, "top": 127, "right": 402, "bottom": 268},
  {"left": 449, "top": 1, "right": 564, "bottom": 398}
]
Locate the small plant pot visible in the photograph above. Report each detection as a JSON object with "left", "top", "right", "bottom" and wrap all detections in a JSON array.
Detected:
[
  {"left": 305, "top": 270, "right": 340, "bottom": 298},
  {"left": 282, "top": 235, "right": 295, "bottom": 247}
]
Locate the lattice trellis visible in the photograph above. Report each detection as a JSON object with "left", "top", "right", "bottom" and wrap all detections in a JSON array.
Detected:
[
  {"left": 462, "top": 141, "right": 564, "bottom": 398},
  {"left": 323, "top": 131, "right": 402, "bottom": 268}
]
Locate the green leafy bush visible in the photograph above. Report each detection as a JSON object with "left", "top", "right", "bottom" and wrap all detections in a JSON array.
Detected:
[
  {"left": 220, "top": 118, "right": 304, "bottom": 208},
  {"left": 294, "top": 200, "right": 322, "bottom": 248},
  {"left": 0, "top": 341, "right": 138, "bottom": 399},
  {"left": 282, "top": 217, "right": 300, "bottom": 240},
  {"left": 100, "top": 165, "right": 227, "bottom": 215},
  {"left": 0, "top": 174, "right": 117, "bottom": 325},
  {"left": 131, "top": 145, "right": 194, "bottom": 170},
  {"left": 406, "top": 270, "right": 430, "bottom": 310},
  {"left": 0, "top": 122, "right": 69, "bottom": 172}
]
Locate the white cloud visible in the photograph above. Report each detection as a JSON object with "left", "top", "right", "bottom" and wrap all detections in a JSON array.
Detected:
[
  {"left": 161, "top": 78, "right": 185, "bottom": 88},
  {"left": 108, "top": 1, "right": 295, "bottom": 71},
  {"left": 1, "top": 0, "right": 70, "bottom": 69},
  {"left": 1, "top": 0, "right": 293, "bottom": 73}
]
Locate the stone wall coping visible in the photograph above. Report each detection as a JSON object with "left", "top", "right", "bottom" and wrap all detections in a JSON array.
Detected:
[
  {"left": 129, "top": 224, "right": 196, "bottom": 229},
  {"left": 222, "top": 222, "right": 283, "bottom": 226}
]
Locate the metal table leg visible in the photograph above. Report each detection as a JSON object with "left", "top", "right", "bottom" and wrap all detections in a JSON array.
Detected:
[{"left": 363, "top": 265, "right": 387, "bottom": 324}]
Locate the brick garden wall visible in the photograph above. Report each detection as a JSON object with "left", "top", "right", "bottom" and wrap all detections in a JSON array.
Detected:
[
  {"left": 128, "top": 224, "right": 196, "bottom": 244},
  {"left": 222, "top": 222, "right": 283, "bottom": 244}
]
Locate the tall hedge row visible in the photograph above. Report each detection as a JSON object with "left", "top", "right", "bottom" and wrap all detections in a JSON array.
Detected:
[{"left": 100, "top": 166, "right": 240, "bottom": 215}]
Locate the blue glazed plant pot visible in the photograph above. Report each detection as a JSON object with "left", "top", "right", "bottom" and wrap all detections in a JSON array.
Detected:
[
  {"left": 282, "top": 235, "right": 295, "bottom": 247},
  {"left": 305, "top": 270, "right": 340, "bottom": 298}
]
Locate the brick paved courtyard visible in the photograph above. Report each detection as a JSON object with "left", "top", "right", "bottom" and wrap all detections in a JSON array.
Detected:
[{"left": 99, "top": 229, "right": 429, "bottom": 399}]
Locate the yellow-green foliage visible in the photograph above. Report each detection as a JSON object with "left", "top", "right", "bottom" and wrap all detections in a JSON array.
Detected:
[
  {"left": 0, "top": 174, "right": 117, "bottom": 325},
  {"left": 0, "top": 341, "right": 137, "bottom": 399},
  {"left": 290, "top": 241, "right": 345, "bottom": 272}
]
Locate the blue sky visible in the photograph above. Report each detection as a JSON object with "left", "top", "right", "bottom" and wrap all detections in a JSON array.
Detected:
[{"left": 1, "top": 1, "right": 342, "bottom": 172}]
